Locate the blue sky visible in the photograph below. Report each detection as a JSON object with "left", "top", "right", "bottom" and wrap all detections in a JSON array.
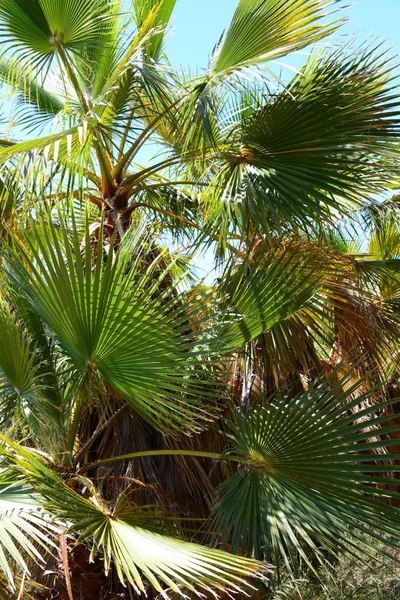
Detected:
[{"left": 166, "top": 1, "right": 400, "bottom": 71}]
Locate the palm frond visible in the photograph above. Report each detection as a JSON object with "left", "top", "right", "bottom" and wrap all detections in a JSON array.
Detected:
[
  {"left": 0, "top": 125, "right": 83, "bottom": 164},
  {"left": 132, "top": 0, "right": 177, "bottom": 60},
  {"left": 0, "top": 58, "right": 67, "bottom": 131},
  {"left": 219, "top": 242, "right": 325, "bottom": 348},
  {"left": 4, "top": 209, "right": 224, "bottom": 432},
  {"left": 211, "top": 0, "right": 344, "bottom": 78},
  {"left": 0, "top": 0, "right": 119, "bottom": 69},
  {"left": 1, "top": 438, "right": 267, "bottom": 597},
  {"left": 211, "top": 371, "right": 400, "bottom": 576},
  {"left": 217, "top": 43, "right": 400, "bottom": 234},
  {"left": 0, "top": 301, "right": 62, "bottom": 436},
  {"left": 0, "top": 469, "right": 55, "bottom": 590}
]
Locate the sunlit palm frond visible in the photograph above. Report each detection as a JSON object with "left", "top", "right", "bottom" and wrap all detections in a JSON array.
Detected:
[
  {"left": 4, "top": 210, "right": 224, "bottom": 432},
  {"left": 0, "top": 302, "right": 56, "bottom": 433},
  {"left": 0, "top": 0, "right": 119, "bottom": 69},
  {"left": 228, "top": 242, "right": 400, "bottom": 401},
  {"left": 0, "top": 125, "right": 83, "bottom": 164},
  {"left": 1, "top": 438, "right": 267, "bottom": 597},
  {"left": 0, "top": 469, "right": 55, "bottom": 591},
  {"left": 219, "top": 242, "right": 327, "bottom": 348},
  {"left": 0, "top": 58, "right": 67, "bottom": 132},
  {"left": 211, "top": 0, "right": 344, "bottom": 78},
  {"left": 217, "top": 43, "right": 400, "bottom": 234},
  {"left": 132, "top": 0, "right": 177, "bottom": 60}
]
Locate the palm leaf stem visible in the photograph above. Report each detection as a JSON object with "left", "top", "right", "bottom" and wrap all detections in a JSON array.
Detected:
[
  {"left": 96, "top": 141, "right": 117, "bottom": 198},
  {"left": 72, "top": 404, "right": 130, "bottom": 466},
  {"left": 54, "top": 41, "right": 115, "bottom": 197},
  {"left": 113, "top": 95, "right": 186, "bottom": 182},
  {"left": 117, "top": 106, "right": 136, "bottom": 163},
  {"left": 132, "top": 181, "right": 209, "bottom": 191},
  {"left": 54, "top": 41, "right": 90, "bottom": 114},
  {"left": 121, "top": 155, "right": 191, "bottom": 192},
  {"left": 78, "top": 450, "right": 247, "bottom": 473},
  {"left": 65, "top": 396, "right": 86, "bottom": 466}
]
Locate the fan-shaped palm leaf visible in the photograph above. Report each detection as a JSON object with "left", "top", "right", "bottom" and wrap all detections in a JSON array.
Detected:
[
  {"left": 0, "top": 470, "right": 55, "bottom": 590},
  {"left": 211, "top": 0, "right": 344, "bottom": 78},
  {"left": 219, "top": 242, "right": 324, "bottom": 348},
  {"left": 211, "top": 371, "right": 400, "bottom": 576},
  {"left": 218, "top": 44, "right": 400, "bottom": 233},
  {"left": 0, "top": 0, "right": 118, "bottom": 68},
  {"left": 4, "top": 211, "right": 224, "bottom": 432},
  {"left": 0, "top": 303, "right": 49, "bottom": 430},
  {"left": 1, "top": 437, "right": 267, "bottom": 596}
]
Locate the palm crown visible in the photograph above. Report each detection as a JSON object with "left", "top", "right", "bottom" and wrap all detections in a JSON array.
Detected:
[{"left": 0, "top": 1, "right": 399, "bottom": 599}]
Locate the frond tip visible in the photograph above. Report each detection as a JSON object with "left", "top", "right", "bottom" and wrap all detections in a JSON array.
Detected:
[
  {"left": 211, "top": 0, "right": 345, "bottom": 77},
  {"left": 100, "top": 520, "right": 267, "bottom": 597}
]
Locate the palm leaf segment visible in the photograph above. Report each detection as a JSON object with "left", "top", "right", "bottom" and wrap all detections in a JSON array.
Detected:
[
  {"left": 219, "top": 242, "right": 326, "bottom": 348},
  {"left": 0, "top": 304, "right": 43, "bottom": 417},
  {"left": 132, "top": 0, "right": 177, "bottom": 60},
  {"left": 211, "top": 372, "right": 400, "bottom": 574},
  {"left": 0, "top": 470, "right": 54, "bottom": 590},
  {"left": 0, "top": 0, "right": 117, "bottom": 65},
  {"left": 0, "top": 298, "right": 62, "bottom": 437}
]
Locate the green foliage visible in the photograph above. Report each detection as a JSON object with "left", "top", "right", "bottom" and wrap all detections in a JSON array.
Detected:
[
  {"left": 219, "top": 244, "right": 323, "bottom": 346},
  {"left": 0, "top": 437, "right": 265, "bottom": 596},
  {"left": 0, "top": 470, "right": 55, "bottom": 591},
  {"left": 4, "top": 211, "right": 224, "bottom": 432},
  {"left": 211, "top": 372, "right": 400, "bottom": 575},
  {"left": 132, "top": 0, "right": 177, "bottom": 60},
  {"left": 212, "top": 0, "right": 344, "bottom": 77},
  {"left": 0, "top": 0, "right": 399, "bottom": 598},
  {"left": 0, "top": 0, "right": 118, "bottom": 64},
  {"left": 220, "top": 44, "right": 400, "bottom": 232}
]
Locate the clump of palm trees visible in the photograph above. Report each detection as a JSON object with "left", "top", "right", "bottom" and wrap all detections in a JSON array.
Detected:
[{"left": 0, "top": 1, "right": 399, "bottom": 598}]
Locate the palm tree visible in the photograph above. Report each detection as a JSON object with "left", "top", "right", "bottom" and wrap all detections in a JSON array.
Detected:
[{"left": 0, "top": 1, "right": 399, "bottom": 598}]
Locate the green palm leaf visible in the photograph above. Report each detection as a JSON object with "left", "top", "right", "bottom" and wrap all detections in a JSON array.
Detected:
[
  {"left": 1, "top": 438, "right": 267, "bottom": 596},
  {"left": 0, "top": 125, "right": 82, "bottom": 164},
  {"left": 0, "top": 0, "right": 118, "bottom": 66},
  {"left": 0, "top": 301, "right": 64, "bottom": 436},
  {"left": 0, "top": 58, "right": 66, "bottom": 130},
  {"left": 0, "top": 305, "right": 41, "bottom": 400},
  {"left": 219, "top": 243, "right": 324, "bottom": 347},
  {"left": 211, "top": 371, "right": 400, "bottom": 575},
  {"left": 0, "top": 470, "right": 54, "bottom": 590},
  {"left": 219, "top": 44, "right": 400, "bottom": 231},
  {"left": 132, "top": 0, "right": 177, "bottom": 60},
  {"left": 211, "top": 0, "right": 344, "bottom": 77},
  {"left": 5, "top": 211, "right": 223, "bottom": 432}
]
